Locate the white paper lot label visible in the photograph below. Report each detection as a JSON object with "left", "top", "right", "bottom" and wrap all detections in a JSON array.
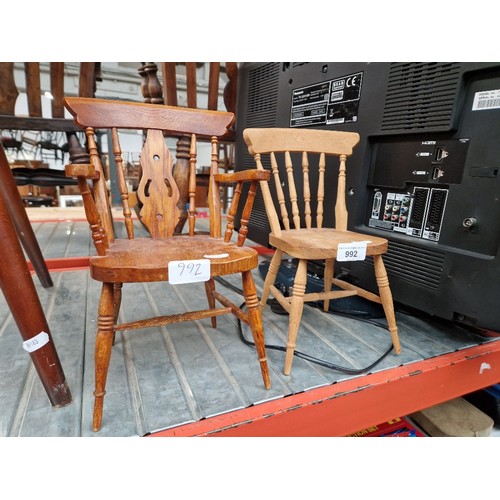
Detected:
[
  {"left": 23, "top": 331, "right": 50, "bottom": 352},
  {"left": 337, "top": 241, "right": 368, "bottom": 261},
  {"left": 168, "top": 259, "right": 210, "bottom": 284}
]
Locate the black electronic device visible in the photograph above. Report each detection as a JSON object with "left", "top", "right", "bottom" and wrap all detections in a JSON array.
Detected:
[{"left": 234, "top": 62, "right": 500, "bottom": 333}]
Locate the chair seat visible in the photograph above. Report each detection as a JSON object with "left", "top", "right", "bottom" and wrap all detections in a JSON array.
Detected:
[
  {"left": 90, "top": 236, "right": 258, "bottom": 283},
  {"left": 269, "top": 228, "right": 388, "bottom": 260}
]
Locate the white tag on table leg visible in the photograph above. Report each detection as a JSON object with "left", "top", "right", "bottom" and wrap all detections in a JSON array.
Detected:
[
  {"left": 337, "top": 241, "right": 369, "bottom": 261},
  {"left": 168, "top": 259, "right": 211, "bottom": 284},
  {"left": 23, "top": 331, "right": 50, "bottom": 353}
]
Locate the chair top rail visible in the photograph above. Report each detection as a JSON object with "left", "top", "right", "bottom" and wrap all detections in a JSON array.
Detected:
[
  {"left": 244, "top": 128, "right": 360, "bottom": 156},
  {"left": 64, "top": 97, "right": 234, "bottom": 138}
]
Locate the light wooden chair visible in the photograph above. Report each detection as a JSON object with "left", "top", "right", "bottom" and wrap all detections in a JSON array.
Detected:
[
  {"left": 64, "top": 97, "right": 271, "bottom": 431},
  {"left": 243, "top": 127, "right": 401, "bottom": 375}
]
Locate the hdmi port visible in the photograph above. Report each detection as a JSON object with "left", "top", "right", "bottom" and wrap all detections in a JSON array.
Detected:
[
  {"left": 435, "top": 146, "right": 449, "bottom": 161},
  {"left": 432, "top": 165, "right": 444, "bottom": 179}
]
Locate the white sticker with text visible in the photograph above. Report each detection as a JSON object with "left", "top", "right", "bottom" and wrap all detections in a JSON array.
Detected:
[
  {"left": 168, "top": 259, "right": 210, "bottom": 284},
  {"left": 472, "top": 89, "right": 500, "bottom": 111},
  {"left": 23, "top": 331, "right": 50, "bottom": 353},
  {"left": 337, "top": 241, "right": 368, "bottom": 261}
]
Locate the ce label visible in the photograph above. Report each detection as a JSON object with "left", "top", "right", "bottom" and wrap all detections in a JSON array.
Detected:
[{"left": 346, "top": 75, "right": 359, "bottom": 87}]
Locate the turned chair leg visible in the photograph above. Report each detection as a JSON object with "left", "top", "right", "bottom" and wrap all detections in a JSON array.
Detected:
[
  {"left": 242, "top": 270, "right": 271, "bottom": 389},
  {"left": 93, "top": 282, "right": 116, "bottom": 432},
  {"left": 260, "top": 249, "right": 283, "bottom": 311},
  {"left": 112, "top": 283, "right": 123, "bottom": 346},
  {"left": 204, "top": 278, "right": 217, "bottom": 328},
  {"left": 373, "top": 255, "right": 401, "bottom": 354},
  {"left": 284, "top": 259, "right": 307, "bottom": 375},
  {"left": 323, "top": 258, "right": 334, "bottom": 312}
]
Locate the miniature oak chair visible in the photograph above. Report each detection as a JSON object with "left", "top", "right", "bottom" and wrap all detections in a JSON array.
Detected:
[
  {"left": 64, "top": 97, "right": 271, "bottom": 431},
  {"left": 243, "top": 127, "right": 401, "bottom": 375}
]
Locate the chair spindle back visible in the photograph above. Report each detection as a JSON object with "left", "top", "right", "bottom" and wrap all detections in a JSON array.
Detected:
[{"left": 243, "top": 128, "right": 360, "bottom": 235}]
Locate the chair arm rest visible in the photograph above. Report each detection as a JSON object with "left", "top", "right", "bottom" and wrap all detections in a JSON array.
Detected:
[
  {"left": 222, "top": 170, "right": 269, "bottom": 246},
  {"left": 214, "top": 169, "right": 270, "bottom": 183},
  {"left": 65, "top": 163, "right": 100, "bottom": 180}
]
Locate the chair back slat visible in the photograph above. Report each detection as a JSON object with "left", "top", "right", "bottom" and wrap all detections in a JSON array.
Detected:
[
  {"left": 270, "top": 152, "right": 289, "bottom": 231},
  {"left": 223, "top": 63, "right": 238, "bottom": 114},
  {"left": 317, "top": 152, "right": 325, "bottom": 229},
  {"left": 161, "top": 63, "right": 178, "bottom": 106},
  {"left": 0, "top": 63, "right": 19, "bottom": 115},
  {"left": 302, "top": 152, "right": 311, "bottom": 229},
  {"left": 111, "top": 128, "right": 134, "bottom": 239},
  {"left": 224, "top": 179, "right": 242, "bottom": 243},
  {"left": 335, "top": 154, "right": 348, "bottom": 231},
  {"left": 49, "top": 62, "right": 65, "bottom": 118},
  {"left": 24, "top": 63, "right": 42, "bottom": 118},
  {"left": 188, "top": 134, "right": 197, "bottom": 236},
  {"left": 237, "top": 179, "right": 258, "bottom": 246},
  {"left": 86, "top": 127, "right": 114, "bottom": 244},
  {"left": 78, "top": 63, "right": 97, "bottom": 98},
  {"left": 285, "top": 151, "right": 301, "bottom": 229},
  {"left": 208, "top": 137, "right": 222, "bottom": 238},
  {"left": 186, "top": 63, "right": 198, "bottom": 108},
  {"left": 207, "top": 62, "right": 221, "bottom": 110},
  {"left": 137, "top": 129, "right": 180, "bottom": 238}
]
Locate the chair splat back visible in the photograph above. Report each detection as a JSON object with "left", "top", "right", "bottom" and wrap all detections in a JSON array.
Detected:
[
  {"left": 244, "top": 128, "right": 360, "bottom": 235},
  {"left": 64, "top": 97, "right": 238, "bottom": 247},
  {"left": 137, "top": 128, "right": 180, "bottom": 238}
]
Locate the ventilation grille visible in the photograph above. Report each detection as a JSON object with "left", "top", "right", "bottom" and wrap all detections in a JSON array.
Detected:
[
  {"left": 246, "top": 63, "right": 280, "bottom": 128},
  {"left": 363, "top": 240, "right": 445, "bottom": 290},
  {"left": 381, "top": 62, "right": 462, "bottom": 132}
]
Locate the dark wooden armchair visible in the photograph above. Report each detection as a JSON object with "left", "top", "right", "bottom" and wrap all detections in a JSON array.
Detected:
[{"left": 64, "top": 97, "right": 271, "bottom": 431}]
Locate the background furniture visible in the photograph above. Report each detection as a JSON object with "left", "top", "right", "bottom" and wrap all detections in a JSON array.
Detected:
[
  {"left": 64, "top": 97, "right": 271, "bottom": 431},
  {"left": 0, "top": 143, "right": 54, "bottom": 287},
  {"left": 0, "top": 62, "right": 100, "bottom": 408},
  {"left": 0, "top": 62, "right": 96, "bottom": 201},
  {"left": 244, "top": 127, "right": 401, "bottom": 375},
  {"left": 0, "top": 143, "right": 71, "bottom": 407},
  {"left": 0, "top": 62, "right": 97, "bottom": 273}
]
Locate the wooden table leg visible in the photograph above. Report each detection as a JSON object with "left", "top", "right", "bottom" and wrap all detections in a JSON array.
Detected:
[
  {"left": 0, "top": 183, "right": 72, "bottom": 407},
  {"left": 0, "top": 144, "right": 53, "bottom": 288}
]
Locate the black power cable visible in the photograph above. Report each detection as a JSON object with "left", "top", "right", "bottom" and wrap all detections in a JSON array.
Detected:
[{"left": 214, "top": 276, "right": 395, "bottom": 375}]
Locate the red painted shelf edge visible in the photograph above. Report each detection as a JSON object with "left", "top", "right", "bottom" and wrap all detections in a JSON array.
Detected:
[
  {"left": 149, "top": 340, "right": 500, "bottom": 437},
  {"left": 27, "top": 256, "right": 91, "bottom": 272}
]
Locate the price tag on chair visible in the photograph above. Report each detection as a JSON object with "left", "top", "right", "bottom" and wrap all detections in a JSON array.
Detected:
[
  {"left": 337, "top": 241, "right": 368, "bottom": 261},
  {"left": 168, "top": 259, "right": 211, "bottom": 284}
]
